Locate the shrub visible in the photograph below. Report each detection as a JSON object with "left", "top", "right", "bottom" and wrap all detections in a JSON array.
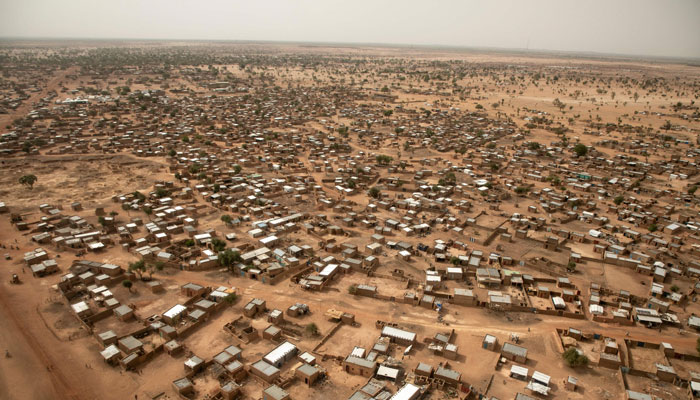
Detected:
[
  {"left": 563, "top": 348, "right": 588, "bottom": 367},
  {"left": 305, "top": 323, "right": 319, "bottom": 336}
]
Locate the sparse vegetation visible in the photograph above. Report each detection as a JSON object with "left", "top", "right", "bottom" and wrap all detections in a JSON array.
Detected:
[{"left": 563, "top": 348, "right": 589, "bottom": 367}]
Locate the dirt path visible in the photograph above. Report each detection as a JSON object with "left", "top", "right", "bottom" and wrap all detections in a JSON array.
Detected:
[
  {"left": 0, "top": 66, "right": 78, "bottom": 128},
  {"left": 164, "top": 269, "right": 700, "bottom": 353},
  {"left": 0, "top": 285, "right": 76, "bottom": 400}
]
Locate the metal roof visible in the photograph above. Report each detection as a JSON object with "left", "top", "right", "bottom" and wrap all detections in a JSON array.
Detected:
[
  {"left": 263, "top": 341, "right": 297, "bottom": 366},
  {"left": 390, "top": 383, "right": 420, "bottom": 400},
  {"left": 381, "top": 326, "right": 416, "bottom": 342}
]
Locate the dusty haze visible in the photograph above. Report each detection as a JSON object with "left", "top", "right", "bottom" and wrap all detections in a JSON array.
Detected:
[{"left": 1, "top": 0, "right": 699, "bottom": 59}]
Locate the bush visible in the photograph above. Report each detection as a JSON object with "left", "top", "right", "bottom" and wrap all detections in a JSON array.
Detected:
[
  {"left": 648, "top": 224, "right": 658, "bottom": 232},
  {"left": 563, "top": 348, "right": 588, "bottom": 367},
  {"left": 224, "top": 293, "right": 237, "bottom": 304},
  {"left": 305, "top": 323, "right": 319, "bottom": 336},
  {"left": 348, "top": 285, "right": 357, "bottom": 295},
  {"left": 613, "top": 195, "right": 624, "bottom": 205},
  {"left": 369, "top": 187, "right": 381, "bottom": 198}
]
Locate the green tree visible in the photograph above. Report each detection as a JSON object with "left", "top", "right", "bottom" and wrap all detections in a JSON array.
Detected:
[
  {"left": 613, "top": 195, "right": 624, "bottom": 205},
  {"left": 376, "top": 154, "right": 393, "bottom": 165},
  {"left": 688, "top": 186, "right": 698, "bottom": 195},
  {"left": 221, "top": 214, "right": 232, "bottom": 225},
  {"left": 211, "top": 238, "right": 226, "bottom": 252},
  {"left": 369, "top": 187, "right": 381, "bottom": 198},
  {"left": 148, "top": 261, "right": 164, "bottom": 279},
  {"left": 122, "top": 279, "right": 133, "bottom": 293},
  {"left": 233, "top": 164, "right": 242, "bottom": 174},
  {"left": 18, "top": 174, "right": 37, "bottom": 189},
  {"left": 133, "top": 191, "right": 146, "bottom": 201},
  {"left": 573, "top": 143, "right": 588, "bottom": 157},
  {"left": 515, "top": 186, "right": 530, "bottom": 195},
  {"left": 648, "top": 224, "right": 658, "bottom": 232},
  {"left": 348, "top": 284, "right": 357, "bottom": 295},
  {"left": 128, "top": 260, "right": 146, "bottom": 280},
  {"left": 219, "top": 249, "right": 242, "bottom": 272}
]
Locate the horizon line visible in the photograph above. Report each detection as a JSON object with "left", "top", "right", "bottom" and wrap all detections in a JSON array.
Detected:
[{"left": 1, "top": 36, "right": 699, "bottom": 65}]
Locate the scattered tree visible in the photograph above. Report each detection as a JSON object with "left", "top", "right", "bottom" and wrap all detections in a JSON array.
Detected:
[
  {"left": 122, "top": 279, "right": 133, "bottom": 293},
  {"left": 18, "top": 174, "right": 37, "bottom": 189},
  {"left": 573, "top": 143, "right": 588, "bottom": 157},
  {"left": 219, "top": 249, "right": 242, "bottom": 272},
  {"left": 128, "top": 260, "right": 146, "bottom": 280}
]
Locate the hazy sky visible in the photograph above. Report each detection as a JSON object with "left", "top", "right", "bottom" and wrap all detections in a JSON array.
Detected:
[{"left": 1, "top": 0, "right": 699, "bottom": 59}]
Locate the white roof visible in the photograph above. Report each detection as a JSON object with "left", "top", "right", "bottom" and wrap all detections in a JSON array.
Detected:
[
  {"left": 526, "top": 380, "right": 550, "bottom": 395},
  {"left": 71, "top": 301, "right": 89, "bottom": 314},
  {"left": 100, "top": 344, "right": 120, "bottom": 360},
  {"left": 319, "top": 264, "right": 338, "bottom": 277},
  {"left": 552, "top": 296, "right": 566, "bottom": 307},
  {"left": 390, "top": 383, "right": 420, "bottom": 400},
  {"left": 382, "top": 326, "right": 416, "bottom": 342},
  {"left": 350, "top": 347, "right": 365, "bottom": 358},
  {"left": 264, "top": 341, "right": 297, "bottom": 365},
  {"left": 589, "top": 304, "right": 604, "bottom": 315},
  {"left": 510, "top": 364, "right": 529, "bottom": 377},
  {"left": 532, "top": 371, "right": 550, "bottom": 386},
  {"left": 164, "top": 304, "right": 187, "bottom": 319},
  {"left": 260, "top": 235, "right": 278, "bottom": 245},
  {"left": 376, "top": 365, "right": 400, "bottom": 380}
]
